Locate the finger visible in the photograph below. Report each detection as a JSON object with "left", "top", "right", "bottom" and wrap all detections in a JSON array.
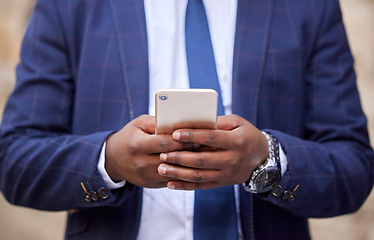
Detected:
[
  {"left": 166, "top": 181, "right": 218, "bottom": 191},
  {"left": 124, "top": 154, "right": 177, "bottom": 188},
  {"left": 172, "top": 128, "right": 235, "bottom": 149},
  {"left": 134, "top": 115, "right": 156, "bottom": 134},
  {"left": 127, "top": 133, "right": 198, "bottom": 155},
  {"left": 157, "top": 163, "right": 220, "bottom": 183},
  {"left": 160, "top": 151, "right": 224, "bottom": 170},
  {"left": 216, "top": 114, "right": 242, "bottom": 130},
  {"left": 149, "top": 135, "right": 201, "bottom": 154},
  {"left": 124, "top": 115, "right": 200, "bottom": 154},
  {"left": 144, "top": 176, "right": 175, "bottom": 189}
]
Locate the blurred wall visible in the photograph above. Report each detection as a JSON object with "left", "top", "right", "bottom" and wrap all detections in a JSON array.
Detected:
[{"left": 0, "top": 0, "right": 373, "bottom": 239}]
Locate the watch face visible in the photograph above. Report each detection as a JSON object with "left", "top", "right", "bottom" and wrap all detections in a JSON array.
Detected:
[{"left": 253, "top": 167, "right": 281, "bottom": 193}]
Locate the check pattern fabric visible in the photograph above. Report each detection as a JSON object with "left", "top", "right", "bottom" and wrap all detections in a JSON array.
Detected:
[{"left": 0, "top": 0, "right": 373, "bottom": 239}]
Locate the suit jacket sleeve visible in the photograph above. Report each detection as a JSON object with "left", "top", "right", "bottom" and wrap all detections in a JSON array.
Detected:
[
  {"left": 261, "top": 0, "right": 374, "bottom": 218},
  {"left": 0, "top": 0, "right": 134, "bottom": 211}
]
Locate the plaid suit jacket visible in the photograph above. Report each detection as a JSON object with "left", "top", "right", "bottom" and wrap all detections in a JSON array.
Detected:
[{"left": 1, "top": 0, "right": 373, "bottom": 239}]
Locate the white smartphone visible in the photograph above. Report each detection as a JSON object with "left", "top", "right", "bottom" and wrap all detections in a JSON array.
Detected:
[{"left": 155, "top": 89, "right": 218, "bottom": 135}]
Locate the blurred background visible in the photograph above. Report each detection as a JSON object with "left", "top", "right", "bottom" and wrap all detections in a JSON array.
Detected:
[{"left": 0, "top": 0, "right": 373, "bottom": 239}]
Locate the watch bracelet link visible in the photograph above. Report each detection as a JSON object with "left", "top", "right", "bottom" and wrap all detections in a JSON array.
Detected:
[{"left": 242, "top": 131, "right": 281, "bottom": 194}]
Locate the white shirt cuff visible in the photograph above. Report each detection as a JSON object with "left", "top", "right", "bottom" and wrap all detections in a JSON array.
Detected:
[
  {"left": 98, "top": 141, "right": 127, "bottom": 190},
  {"left": 279, "top": 143, "right": 288, "bottom": 176}
]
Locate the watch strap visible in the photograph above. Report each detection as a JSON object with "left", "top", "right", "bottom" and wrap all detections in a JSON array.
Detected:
[{"left": 243, "top": 131, "right": 281, "bottom": 194}]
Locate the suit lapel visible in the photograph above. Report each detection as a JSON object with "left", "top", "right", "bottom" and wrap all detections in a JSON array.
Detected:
[
  {"left": 234, "top": 1, "right": 274, "bottom": 239},
  {"left": 107, "top": 0, "right": 147, "bottom": 239},
  {"left": 109, "top": 0, "right": 149, "bottom": 120},
  {"left": 232, "top": 0, "right": 274, "bottom": 126}
]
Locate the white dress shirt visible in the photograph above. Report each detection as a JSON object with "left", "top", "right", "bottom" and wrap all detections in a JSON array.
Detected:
[
  {"left": 141, "top": 2, "right": 238, "bottom": 239},
  {"left": 98, "top": 1, "right": 287, "bottom": 239}
]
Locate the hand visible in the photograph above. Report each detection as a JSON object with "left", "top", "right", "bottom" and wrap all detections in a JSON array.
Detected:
[
  {"left": 105, "top": 115, "right": 197, "bottom": 188},
  {"left": 157, "top": 114, "right": 269, "bottom": 190}
]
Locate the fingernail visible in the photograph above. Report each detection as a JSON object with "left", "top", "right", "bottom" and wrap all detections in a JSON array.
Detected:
[
  {"left": 168, "top": 183, "right": 176, "bottom": 189},
  {"left": 158, "top": 165, "right": 167, "bottom": 175},
  {"left": 172, "top": 131, "right": 180, "bottom": 140},
  {"left": 160, "top": 153, "right": 167, "bottom": 161}
]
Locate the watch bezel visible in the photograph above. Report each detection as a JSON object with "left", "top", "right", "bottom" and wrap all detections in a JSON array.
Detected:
[
  {"left": 243, "top": 131, "right": 281, "bottom": 194},
  {"left": 252, "top": 166, "right": 281, "bottom": 193}
]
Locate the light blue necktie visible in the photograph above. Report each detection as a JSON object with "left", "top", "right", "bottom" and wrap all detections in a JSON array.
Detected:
[{"left": 185, "top": 0, "right": 238, "bottom": 239}]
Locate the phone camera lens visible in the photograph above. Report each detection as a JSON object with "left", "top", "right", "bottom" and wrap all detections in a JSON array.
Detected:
[{"left": 159, "top": 95, "right": 168, "bottom": 101}]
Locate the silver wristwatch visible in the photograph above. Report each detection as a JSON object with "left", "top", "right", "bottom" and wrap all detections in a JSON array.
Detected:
[{"left": 243, "top": 131, "right": 281, "bottom": 194}]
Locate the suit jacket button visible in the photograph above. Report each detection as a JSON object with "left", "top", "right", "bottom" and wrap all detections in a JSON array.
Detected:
[
  {"left": 90, "top": 191, "right": 99, "bottom": 202},
  {"left": 271, "top": 185, "right": 283, "bottom": 198},
  {"left": 282, "top": 190, "right": 291, "bottom": 200},
  {"left": 98, "top": 187, "right": 109, "bottom": 200},
  {"left": 83, "top": 191, "right": 92, "bottom": 202},
  {"left": 287, "top": 192, "right": 296, "bottom": 202}
]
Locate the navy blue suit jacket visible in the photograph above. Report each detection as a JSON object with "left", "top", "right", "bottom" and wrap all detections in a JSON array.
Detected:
[{"left": 1, "top": 0, "right": 373, "bottom": 239}]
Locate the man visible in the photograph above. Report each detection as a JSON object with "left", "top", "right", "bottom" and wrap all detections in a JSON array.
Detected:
[{"left": 0, "top": 0, "right": 373, "bottom": 239}]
